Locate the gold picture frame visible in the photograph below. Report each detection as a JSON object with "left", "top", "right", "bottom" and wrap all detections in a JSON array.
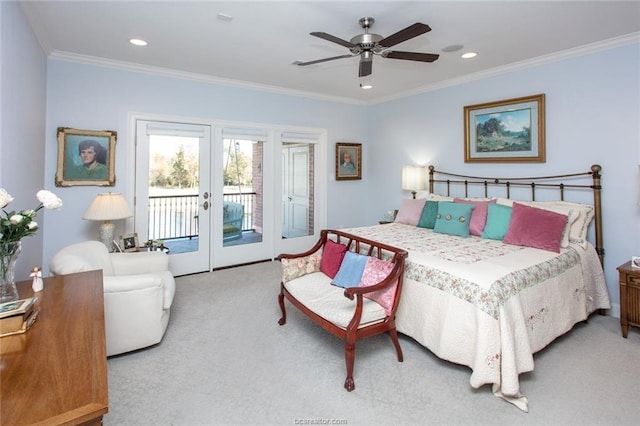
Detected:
[
  {"left": 464, "top": 94, "right": 545, "bottom": 163},
  {"left": 119, "top": 233, "right": 139, "bottom": 253},
  {"left": 55, "top": 127, "right": 117, "bottom": 186},
  {"left": 335, "top": 142, "right": 362, "bottom": 180}
]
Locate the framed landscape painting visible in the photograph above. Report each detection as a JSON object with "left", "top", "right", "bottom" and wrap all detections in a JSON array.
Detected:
[
  {"left": 464, "top": 94, "right": 545, "bottom": 163},
  {"left": 55, "top": 127, "right": 117, "bottom": 186}
]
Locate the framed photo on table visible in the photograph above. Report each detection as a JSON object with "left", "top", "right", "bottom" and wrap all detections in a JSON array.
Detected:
[
  {"left": 55, "top": 127, "right": 117, "bottom": 187},
  {"left": 335, "top": 142, "right": 362, "bottom": 180},
  {"left": 464, "top": 94, "right": 545, "bottom": 163},
  {"left": 119, "top": 233, "right": 139, "bottom": 253}
]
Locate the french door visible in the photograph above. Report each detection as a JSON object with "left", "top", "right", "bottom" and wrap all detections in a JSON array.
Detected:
[
  {"left": 132, "top": 116, "right": 326, "bottom": 275},
  {"left": 134, "top": 120, "right": 211, "bottom": 276}
]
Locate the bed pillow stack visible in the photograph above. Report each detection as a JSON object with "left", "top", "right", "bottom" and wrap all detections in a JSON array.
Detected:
[{"left": 393, "top": 194, "right": 594, "bottom": 253}]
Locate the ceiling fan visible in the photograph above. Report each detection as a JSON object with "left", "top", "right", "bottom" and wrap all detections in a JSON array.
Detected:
[{"left": 294, "top": 17, "right": 439, "bottom": 77}]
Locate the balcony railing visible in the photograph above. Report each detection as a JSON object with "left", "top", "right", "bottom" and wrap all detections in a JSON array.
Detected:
[{"left": 147, "top": 193, "right": 255, "bottom": 241}]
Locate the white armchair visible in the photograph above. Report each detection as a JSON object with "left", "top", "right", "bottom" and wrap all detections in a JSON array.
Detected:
[{"left": 49, "top": 241, "right": 176, "bottom": 356}]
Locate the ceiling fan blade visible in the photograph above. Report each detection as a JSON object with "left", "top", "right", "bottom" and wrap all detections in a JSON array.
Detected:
[
  {"left": 359, "top": 59, "right": 372, "bottom": 77},
  {"left": 383, "top": 50, "right": 440, "bottom": 62},
  {"left": 379, "top": 23, "right": 431, "bottom": 48},
  {"left": 293, "top": 54, "right": 354, "bottom": 66},
  {"left": 310, "top": 32, "right": 356, "bottom": 48}
]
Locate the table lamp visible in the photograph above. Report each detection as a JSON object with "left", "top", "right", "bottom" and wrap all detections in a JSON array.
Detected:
[
  {"left": 83, "top": 193, "right": 133, "bottom": 251},
  {"left": 402, "top": 166, "right": 426, "bottom": 199}
]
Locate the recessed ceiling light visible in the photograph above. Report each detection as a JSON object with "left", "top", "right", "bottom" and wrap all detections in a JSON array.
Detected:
[
  {"left": 461, "top": 52, "right": 477, "bottom": 59},
  {"left": 360, "top": 83, "right": 373, "bottom": 90},
  {"left": 217, "top": 12, "right": 233, "bottom": 21},
  {"left": 442, "top": 44, "right": 463, "bottom": 53},
  {"left": 129, "top": 38, "right": 147, "bottom": 46}
]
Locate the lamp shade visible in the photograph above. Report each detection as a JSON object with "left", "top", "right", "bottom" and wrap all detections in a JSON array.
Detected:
[
  {"left": 402, "top": 166, "right": 426, "bottom": 192},
  {"left": 83, "top": 193, "right": 132, "bottom": 221}
]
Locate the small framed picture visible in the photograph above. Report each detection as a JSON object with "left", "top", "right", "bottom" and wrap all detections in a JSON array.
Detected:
[
  {"left": 119, "top": 233, "right": 139, "bottom": 253},
  {"left": 335, "top": 142, "right": 362, "bottom": 181},
  {"left": 632, "top": 256, "right": 640, "bottom": 269}
]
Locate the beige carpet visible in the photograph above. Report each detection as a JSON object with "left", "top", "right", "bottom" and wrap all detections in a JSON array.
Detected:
[{"left": 105, "top": 261, "right": 640, "bottom": 425}]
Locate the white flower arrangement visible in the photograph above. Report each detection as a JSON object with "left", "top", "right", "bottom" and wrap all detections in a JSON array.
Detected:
[{"left": 0, "top": 189, "right": 63, "bottom": 244}]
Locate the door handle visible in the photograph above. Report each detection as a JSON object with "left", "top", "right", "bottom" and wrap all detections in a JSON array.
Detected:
[{"left": 201, "top": 201, "right": 209, "bottom": 210}]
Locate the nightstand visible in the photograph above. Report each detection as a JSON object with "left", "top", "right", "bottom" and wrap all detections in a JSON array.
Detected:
[{"left": 617, "top": 261, "right": 640, "bottom": 338}]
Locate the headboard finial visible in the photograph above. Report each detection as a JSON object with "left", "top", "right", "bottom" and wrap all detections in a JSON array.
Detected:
[{"left": 591, "top": 164, "right": 601, "bottom": 174}]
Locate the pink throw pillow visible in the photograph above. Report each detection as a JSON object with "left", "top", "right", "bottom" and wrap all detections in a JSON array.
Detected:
[
  {"left": 394, "top": 198, "right": 427, "bottom": 226},
  {"left": 503, "top": 202, "right": 568, "bottom": 253},
  {"left": 454, "top": 198, "right": 496, "bottom": 236},
  {"left": 320, "top": 239, "right": 347, "bottom": 279},
  {"left": 358, "top": 257, "right": 398, "bottom": 315}
]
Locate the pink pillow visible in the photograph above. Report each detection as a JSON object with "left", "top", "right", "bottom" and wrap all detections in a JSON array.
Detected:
[
  {"left": 503, "top": 202, "right": 568, "bottom": 253},
  {"left": 358, "top": 257, "right": 398, "bottom": 315},
  {"left": 320, "top": 239, "right": 347, "bottom": 279},
  {"left": 454, "top": 198, "right": 496, "bottom": 236},
  {"left": 394, "top": 198, "right": 427, "bottom": 226}
]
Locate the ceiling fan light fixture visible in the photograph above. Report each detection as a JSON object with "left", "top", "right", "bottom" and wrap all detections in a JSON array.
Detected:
[{"left": 360, "top": 83, "right": 373, "bottom": 90}]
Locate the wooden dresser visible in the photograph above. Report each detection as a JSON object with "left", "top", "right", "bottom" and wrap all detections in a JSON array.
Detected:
[
  {"left": 0, "top": 270, "right": 109, "bottom": 425},
  {"left": 617, "top": 261, "right": 640, "bottom": 338}
]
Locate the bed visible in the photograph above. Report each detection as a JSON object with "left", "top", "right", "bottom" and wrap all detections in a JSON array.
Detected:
[{"left": 340, "top": 165, "right": 610, "bottom": 411}]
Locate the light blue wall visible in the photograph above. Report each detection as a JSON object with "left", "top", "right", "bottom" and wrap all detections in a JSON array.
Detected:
[
  {"left": 0, "top": 1, "right": 47, "bottom": 279},
  {"left": 43, "top": 61, "right": 369, "bottom": 263},
  {"left": 366, "top": 43, "right": 640, "bottom": 310}
]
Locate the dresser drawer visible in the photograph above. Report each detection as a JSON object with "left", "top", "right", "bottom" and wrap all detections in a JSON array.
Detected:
[{"left": 627, "top": 274, "right": 640, "bottom": 287}]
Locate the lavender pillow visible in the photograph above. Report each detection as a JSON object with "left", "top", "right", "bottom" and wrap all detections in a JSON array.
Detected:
[
  {"left": 394, "top": 198, "right": 427, "bottom": 226},
  {"left": 503, "top": 202, "right": 568, "bottom": 253},
  {"left": 454, "top": 198, "right": 496, "bottom": 236},
  {"left": 358, "top": 257, "right": 398, "bottom": 315}
]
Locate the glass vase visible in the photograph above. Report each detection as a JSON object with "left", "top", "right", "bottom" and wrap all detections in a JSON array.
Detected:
[{"left": 0, "top": 241, "right": 21, "bottom": 303}]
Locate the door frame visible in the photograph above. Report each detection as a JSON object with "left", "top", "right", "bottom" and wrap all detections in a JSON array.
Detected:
[{"left": 127, "top": 112, "right": 327, "bottom": 274}]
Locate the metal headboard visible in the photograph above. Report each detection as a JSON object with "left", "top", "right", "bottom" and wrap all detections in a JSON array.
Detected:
[{"left": 427, "top": 165, "right": 604, "bottom": 265}]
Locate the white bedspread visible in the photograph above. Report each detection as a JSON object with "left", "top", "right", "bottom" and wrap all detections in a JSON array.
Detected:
[{"left": 340, "top": 223, "right": 610, "bottom": 411}]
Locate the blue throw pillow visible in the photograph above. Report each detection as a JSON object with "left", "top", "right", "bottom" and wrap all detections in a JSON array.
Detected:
[
  {"left": 433, "top": 202, "right": 474, "bottom": 237},
  {"left": 331, "top": 251, "right": 368, "bottom": 288},
  {"left": 481, "top": 203, "right": 513, "bottom": 240},
  {"left": 417, "top": 201, "right": 439, "bottom": 229}
]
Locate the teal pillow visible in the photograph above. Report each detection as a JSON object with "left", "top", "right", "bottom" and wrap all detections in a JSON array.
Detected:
[
  {"left": 417, "top": 201, "right": 439, "bottom": 229},
  {"left": 331, "top": 251, "right": 368, "bottom": 288},
  {"left": 433, "top": 202, "right": 474, "bottom": 237},
  {"left": 481, "top": 204, "right": 513, "bottom": 240}
]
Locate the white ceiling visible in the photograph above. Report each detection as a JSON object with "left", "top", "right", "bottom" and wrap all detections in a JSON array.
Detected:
[{"left": 20, "top": 1, "right": 640, "bottom": 104}]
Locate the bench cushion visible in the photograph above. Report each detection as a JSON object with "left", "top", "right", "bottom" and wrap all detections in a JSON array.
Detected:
[{"left": 284, "top": 272, "right": 386, "bottom": 329}]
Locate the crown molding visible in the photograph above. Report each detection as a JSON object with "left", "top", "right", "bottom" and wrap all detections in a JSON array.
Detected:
[
  {"left": 369, "top": 32, "right": 640, "bottom": 105},
  {"left": 48, "top": 51, "right": 367, "bottom": 106},
  {"left": 48, "top": 31, "right": 639, "bottom": 107}
]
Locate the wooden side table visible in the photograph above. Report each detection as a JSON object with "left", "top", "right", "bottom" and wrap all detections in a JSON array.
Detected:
[{"left": 617, "top": 261, "right": 640, "bottom": 338}]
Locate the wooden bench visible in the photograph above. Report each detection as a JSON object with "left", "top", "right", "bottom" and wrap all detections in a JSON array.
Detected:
[{"left": 277, "top": 229, "right": 408, "bottom": 391}]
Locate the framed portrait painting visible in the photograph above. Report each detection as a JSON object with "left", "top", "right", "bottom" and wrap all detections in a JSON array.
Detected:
[
  {"left": 55, "top": 127, "right": 117, "bottom": 186},
  {"left": 335, "top": 143, "right": 362, "bottom": 180},
  {"left": 464, "top": 94, "right": 545, "bottom": 163}
]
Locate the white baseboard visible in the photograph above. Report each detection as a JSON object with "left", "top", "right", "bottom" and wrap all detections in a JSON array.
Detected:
[{"left": 608, "top": 303, "right": 620, "bottom": 319}]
